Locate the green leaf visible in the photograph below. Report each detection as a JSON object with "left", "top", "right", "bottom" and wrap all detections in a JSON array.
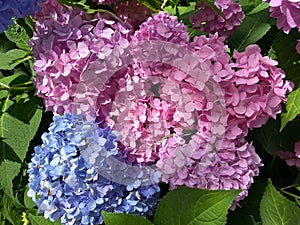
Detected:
[
  {"left": 272, "top": 30, "right": 300, "bottom": 85},
  {"left": 0, "top": 49, "right": 30, "bottom": 70},
  {"left": 102, "top": 211, "right": 153, "bottom": 225},
  {"left": 0, "top": 74, "right": 30, "bottom": 87},
  {"left": 4, "top": 19, "right": 31, "bottom": 51},
  {"left": 280, "top": 88, "right": 300, "bottom": 131},
  {"left": 228, "top": 3, "right": 273, "bottom": 52},
  {"left": 0, "top": 96, "right": 43, "bottom": 197},
  {"left": 1, "top": 193, "right": 23, "bottom": 225},
  {"left": 154, "top": 187, "right": 240, "bottom": 225},
  {"left": 0, "top": 33, "right": 15, "bottom": 53},
  {"left": 28, "top": 214, "right": 61, "bottom": 225},
  {"left": 260, "top": 181, "right": 300, "bottom": 225},
  {"left": 0, "top": 160, "right": 21, "bottom": 199},
  {"left": 0, "top": 96, "right": 43, "bottom": 162},
  {"left": 139, "top": 0, "right": 162, "bottom": 11},
  {"left": 58, "top": 0, "right": 118, "bottom": 15}
]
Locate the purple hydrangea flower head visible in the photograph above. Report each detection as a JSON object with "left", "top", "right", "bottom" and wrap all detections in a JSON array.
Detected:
[
  {"left": 189, "top": 0, "right": 245, "bottom": 37},
  {"left": 0, "top": 0, "right": 46, "bottom": 32},
  {"left": 30, "top": 3, "right": 133, "bottom": 115},
  {"left": 263, "top": 0, "right": 300, "bottom": 34},
  {"left": 278, "top": 141, "right": 300, "bottom": 167},
  {"left": 27, "top": 114, "right": 160, "bottom": 225}
]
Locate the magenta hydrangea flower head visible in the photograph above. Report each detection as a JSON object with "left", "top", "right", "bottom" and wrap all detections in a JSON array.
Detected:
[
  {"left": 114, "top": 0, "right": 152, "bottom": 30},
  {"left": 263, "top": 0, "right": 300, "bottom": 34},
  {"left": 189, "top": 0, "right": 245, "bottom": 37},
  {"left": 30, "top": 3, "right": 132, "bottom": 115},
  {"left": 134, "top": 11, "right": 190, "bottom": 45},
  {"left": 156, "top": 135, "right": 262, "bottom": 207}
]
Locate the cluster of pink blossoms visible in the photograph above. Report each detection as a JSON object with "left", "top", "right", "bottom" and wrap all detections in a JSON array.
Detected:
[
  {"left": 31, "top": 1, "right": 293, "bottom": 207},
  {"left": 190, "top": 0, "right": 245, "bottom": 37},
  {"left": 263, "top": 0, "right": 300, "bottom": 34},
  {"left": 30, "top": 0, "right": 132, "bottom": 114},
  {"left": 278, "top": 141, "right": 300, "bottom": 168}
]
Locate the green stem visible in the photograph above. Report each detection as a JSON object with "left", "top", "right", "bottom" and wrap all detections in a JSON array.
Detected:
[
  {"left": 11, "top": 81, "right": 33, "bottom": 87},
  {"left": 281, "top": 184, "right": 300, "bottom": 191},
  {"left": 10, "top": 86, "right": 35, "bottom": 91},
  {"left": 280, "top": 189, "right": 300, "bottom": 200},
  {"left": 161, "top": 0, "right": 168, "bottom": 9},
  {"left": 17, "top": 55, "right": 33, "bottom": 65},
  {"left": 0, "top": 82, "right": 10, "bottom": 90},
  {"left": 0, "top": 81, "right": 35, "bottom": 92}
]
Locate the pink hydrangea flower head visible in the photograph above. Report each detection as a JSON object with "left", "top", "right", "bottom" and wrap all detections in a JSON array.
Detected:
[
  {"left": 104, "top": 66, "right": 220, "bottom": 164},
  {"left": 114, "top": 0, "right": 152, "bottom": 30},
  {"left": 189, "top": 34, "right": 234, "bottom": 81},
  {"left": 156, "top": 136, "right": 262, "bottom": 207},
  {"left": 30, "top": 6, "right": 133, "bottom": 115},
  {"left": 228, "top": 44, "right": 293, "bottom": 134},
  {"left": 278, "top": 141, "right": 300, "bottom": 168},
  {"left": 190, "top": 0, "right": 245, "bottom": 37},
  {"left": 263, "top": 0, "right": 300, "bottom": 34},
  {"left": 134, "top": 11, "right": 190, "bottom": 45}
]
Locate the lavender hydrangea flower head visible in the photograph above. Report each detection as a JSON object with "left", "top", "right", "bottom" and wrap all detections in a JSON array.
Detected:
[
  {"left": 0, "top": 0, "right": 46, "bottom": 32},
  {"left": 27, "top": 114, "right": 160, "bottom": 225}
]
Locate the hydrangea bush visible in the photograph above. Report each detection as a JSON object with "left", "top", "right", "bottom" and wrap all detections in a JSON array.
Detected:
[{"left": 1, "top": 0, "right": 300, "bottom": 225}]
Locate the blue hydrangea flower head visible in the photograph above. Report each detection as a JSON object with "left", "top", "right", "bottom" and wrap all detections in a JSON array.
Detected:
[
  {"left": 27, "top": 114, "right": 160, "bottom": 225},
  {"left": 0, "top": 0, "right": 46, "bottom": 33}
]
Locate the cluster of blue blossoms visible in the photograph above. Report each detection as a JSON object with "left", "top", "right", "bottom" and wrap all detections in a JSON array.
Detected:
[
  {"left": 0, "top": 0, "right": 46, "bottom": 32},
  {"left": 27, "top": 114, "right": 160, "bottom": 225}
]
